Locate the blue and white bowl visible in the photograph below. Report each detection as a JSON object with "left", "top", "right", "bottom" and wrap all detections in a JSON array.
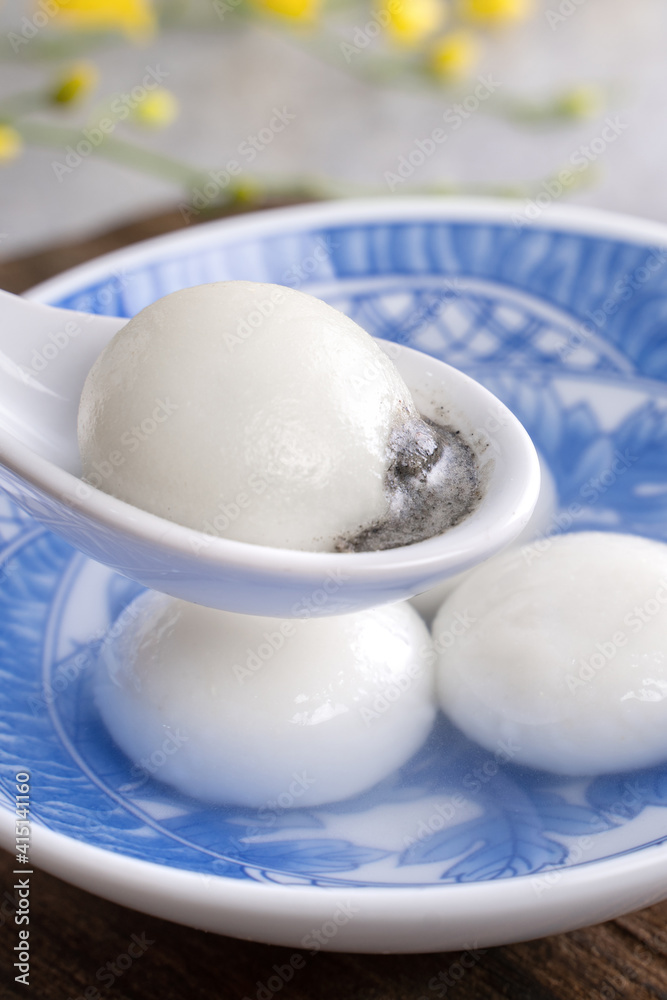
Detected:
[{"left": 1, "top": 197, "right": 667, "bottom": 952}]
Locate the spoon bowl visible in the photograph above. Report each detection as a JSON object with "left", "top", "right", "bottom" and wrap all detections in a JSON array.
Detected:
[{"left": 0, "top": 288, "right": 540, "bottom": 616}]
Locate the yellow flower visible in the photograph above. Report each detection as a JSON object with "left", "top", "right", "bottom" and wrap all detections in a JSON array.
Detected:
[
  {"left": 52, "top": 61, "right": 99, "bottom": 105},
  {"left": 132, "top": 88, "right": 179, "bottom": 128},
  {"left": 430, "top": 29, "right": 480, "bottom": 81},
  {"left": 459, "top": 0, "right": 532, "bottom": 27},
  {"left": 552, "top": 84, "right": 605, "bottom": 121},
  {"left": 0, "top": 124, "right": 23, "bottom": 163},
  {"left": 51, "top": 0, "right": 156, "bottom": 39},
  {"left": 231, "top": 179, "right": 263, "bottom": 205},
  {"left": 248, "top": 0, "right": 321, "bottom": 21},
  {"left": 384, "top": 0, "right": 446, "bottom": 47}
]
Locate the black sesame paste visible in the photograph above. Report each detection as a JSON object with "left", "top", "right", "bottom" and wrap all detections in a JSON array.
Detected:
[{"left": 335, "top": 415, "right": 482, "bottom": 553}]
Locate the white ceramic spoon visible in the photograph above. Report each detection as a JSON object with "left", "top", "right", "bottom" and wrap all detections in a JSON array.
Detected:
[{"left": 0, "top": 288, "right": 540, "bottom": 617}]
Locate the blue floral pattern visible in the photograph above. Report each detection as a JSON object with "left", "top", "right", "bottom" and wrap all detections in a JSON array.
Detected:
[{"left": 3, "top": 214, "right": 667, "bottom": 886}]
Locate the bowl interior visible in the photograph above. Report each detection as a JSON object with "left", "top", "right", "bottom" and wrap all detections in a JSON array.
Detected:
[{"left": 3, "top": 201, "right": 667, "bottom": 897}]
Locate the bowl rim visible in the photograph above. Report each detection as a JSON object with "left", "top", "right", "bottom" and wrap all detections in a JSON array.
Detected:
[
  {"left": 1, "top": 809, "right": 666, "bottom": 953},
  {"left": 24, "top": 196, "right": 667, "bottom": 308}
]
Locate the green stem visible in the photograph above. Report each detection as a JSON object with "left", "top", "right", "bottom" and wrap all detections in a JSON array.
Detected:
[
  {"left": 494, "top": 90, "right": 607, "bottom": 126},
  {"left": 13, "top": 114, "right": 596, "bottom": 207},
  {"left": 15, "top": 119, "right": 211, "bottom": 187},
  {"left": 233, "top": 10, "right": 425, "bottom": 89},
  {"left": 0, "top": 30, "right": 120, "bottom": 62}
]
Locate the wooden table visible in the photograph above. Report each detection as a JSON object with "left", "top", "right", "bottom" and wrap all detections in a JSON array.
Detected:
[{"left": 2, "top": 209, "right": 667, "bottom": 1000}]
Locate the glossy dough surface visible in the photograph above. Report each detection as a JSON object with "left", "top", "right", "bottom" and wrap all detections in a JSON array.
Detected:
[
  {"left": 78, "top": 281, "right": 417, "bottom": 551},
  {"left": 95, "top": 593, "right": 436, "bottom": 807},
  {"left": 435, "top": 531, "right": 667, "bottom": 775}
]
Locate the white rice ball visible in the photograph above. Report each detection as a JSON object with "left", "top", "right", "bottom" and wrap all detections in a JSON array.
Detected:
[
  {"left": 95, "top": 593, "right": 436, "bottom": 807},
  {"left": 434, "top": 531, "right": 667, "bottom": 775},
  {"left": 78, "top": 281, "right": 419, "bottom": 551}
]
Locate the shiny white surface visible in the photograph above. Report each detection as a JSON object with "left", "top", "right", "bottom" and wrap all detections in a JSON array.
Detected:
[
  {"left": 95, "top": 593, "right": 435, "bottom": 807},
  {"left": 79, "top": 281, "right": 418, "bottom": 551},
  {"left": 435, "top": 531, "right": 667, "bottom": 775}
]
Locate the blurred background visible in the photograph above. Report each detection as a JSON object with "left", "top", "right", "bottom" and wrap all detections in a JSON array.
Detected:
[{"left": 0, "top": 0, "right": 665, "bottom": 262}]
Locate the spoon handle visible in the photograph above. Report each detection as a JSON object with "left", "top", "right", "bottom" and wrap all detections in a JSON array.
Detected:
[{"left": 0, "top": 288, "right": 125, "bottom": 468}]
